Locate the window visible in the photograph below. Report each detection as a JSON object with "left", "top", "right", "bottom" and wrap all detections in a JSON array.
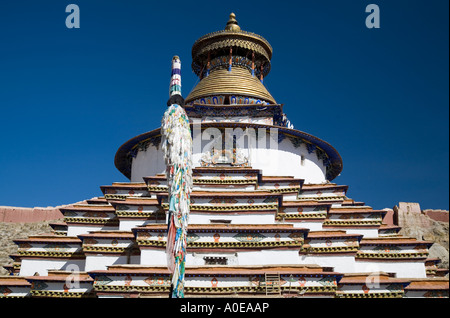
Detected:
[
  {"left": 210, "top": 219, "right": 231, "bottom": 224},
  {"left": 204, "top": 257, "right": 228, "bottom": 265}
]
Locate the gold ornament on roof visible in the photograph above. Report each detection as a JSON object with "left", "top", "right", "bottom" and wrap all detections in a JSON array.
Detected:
[{"left": 225, "top": 13, "right": 241, "bottom": 32}]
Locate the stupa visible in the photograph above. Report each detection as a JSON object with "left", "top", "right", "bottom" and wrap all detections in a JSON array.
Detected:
[{"left": 0, "top": 13, "right": 448, "bottom": 298}]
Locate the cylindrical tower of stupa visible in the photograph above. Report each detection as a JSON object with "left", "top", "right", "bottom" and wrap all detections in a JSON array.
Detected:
[{"left": 185, "top": 13, "right": 276, "bottom": 105}]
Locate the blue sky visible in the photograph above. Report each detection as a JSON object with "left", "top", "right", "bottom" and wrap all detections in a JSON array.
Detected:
[{"left": 0, "top": 0, "right": 448, "bottom": 210}]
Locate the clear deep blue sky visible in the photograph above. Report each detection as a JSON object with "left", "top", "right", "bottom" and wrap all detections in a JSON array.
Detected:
[{"left": 0, "top": 0, "right": 448, "bottom": 210}]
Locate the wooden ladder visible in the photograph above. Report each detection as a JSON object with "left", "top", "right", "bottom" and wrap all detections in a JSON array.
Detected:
[{"left": 264, "top": 273, "right": 281, "bottom": 296}]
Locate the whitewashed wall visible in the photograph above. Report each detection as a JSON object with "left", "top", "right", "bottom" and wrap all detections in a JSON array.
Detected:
[
  {"left": 298, "top": 254, "right": 356, "bottom": 273},
  {"left": 131, "top": 131, "right": 328, "bottom": 183},
  {"left": 354, "top": 260, "right": 427, "bottom": 278},
  {"left": 131, "top": 145, "right": 166, "bottom": 182},
  {"left": 249, "top": 140, "right": 326, "bottom": 183},
  {"left": 344, "top": 228, "right": 380, "bottom": 238},
  {"left": 19, "top": 259, "right": 85, "bottom": 276},
  {"left": 188, "top": 213, "right": 275, "bottom": 224},
  {"left": 291, "top": 221, "right": 323, "bottom": 231},
  {"left": 141, "top": 248, "right": 301, "bottom": 266},
  {"left": 67, "top": 225, "right": 118, "bottom": 237},
  {"left": 84, "top": 255, "right": 140, "bottom": 272},
  {"left": 119, "top": 219, "right": 163, "bottom": 231},
  {"left": 140, "top": 249, "right": 168, "bottom": 266}
]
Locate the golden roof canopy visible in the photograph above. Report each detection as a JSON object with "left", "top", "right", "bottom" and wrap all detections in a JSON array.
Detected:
[{"left": 185, "top": 67, "right": 276, "bottom": 104}]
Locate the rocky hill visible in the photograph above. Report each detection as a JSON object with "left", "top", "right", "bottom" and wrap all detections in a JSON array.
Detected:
[
  {"left": 0, "top": 220, "right": 56, "bottom": 276},
  {"left": 395, "top": 202, "right": 449, "bottom": 270}
]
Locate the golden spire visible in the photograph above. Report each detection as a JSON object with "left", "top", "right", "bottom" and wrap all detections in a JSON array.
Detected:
[{"left": 225, "top": 13, "right": 241, "bottom": 32}]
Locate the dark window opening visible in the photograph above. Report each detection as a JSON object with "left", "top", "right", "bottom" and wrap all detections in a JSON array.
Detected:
[
  {"left": 210, "top": 219, "right": 231, "bottom": 224},
  {"left": 204, "top": 257, "right": 228, "bottom": 265}
]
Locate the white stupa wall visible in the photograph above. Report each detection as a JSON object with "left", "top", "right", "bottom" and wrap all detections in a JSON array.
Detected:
[
  {"left": 67, "top": 225, "right": 118, "bottom": 237},
  {"left": 19, "top": 258, "right": 86, "bottom": 276},
  {"left": 140, "top": 249, "right": 168, "bottom": 266},
  {"left": 119, "top": 219, "right": 165, "bottom": 231},
  {"left": 131, "top": 145, "right": 166, "bottom": 182},
  {"left": 188, "top": 213, "right": 275, "bottom": 224},
  {"left": 84, "top": 255, "right": 140, "bottom": 272},
  {"left": 354, "top": 261, "right": 427, "bottom": 278},
  {"left": 131, "top": 131, "right": 328, "bottom": 184},
  {"left": 340, "top": 228, "right": 380, "bottom": 238},
  {"left": 291, "top": 221, "right": 323, "bottom": 231},
  {"left": 141, "top": 249, "right": 303, "bottom": 266},
  {"left": 41, "top": 281, "right": 93, "bottom": 294},
  {"left": 249, "top": 139, "right": 327, "bottom": 183},
  {"left": 298, "top": 254, "right": 356, "bottom": 273},
  {"left": 238, "top": 249, "right": 301, "bottom": 265}
]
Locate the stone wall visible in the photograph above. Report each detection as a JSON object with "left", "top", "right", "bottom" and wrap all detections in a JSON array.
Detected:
[
  {"left": 393, "top": 202, "right": 449, "bottom": 224},
  {"left": 0, "top": 200, "right": 90, "bottom": 223},
  {"left": 0, "top": 202, "right": 76, "bottom": 274},
  {"left": 0, "top": 206, "right": 64, "bottom": 223},
  {"left": 423, "top": 209, "right": 449, "bottom": 223},
  {"left": 394, "top": 202, "right": 449, "bottom": 270},
  {"left": 382, "top": 208, "right": 394, "bottom": 226},
  {"left": 0, "top": 220, "right": 56, "bottom": 275}
]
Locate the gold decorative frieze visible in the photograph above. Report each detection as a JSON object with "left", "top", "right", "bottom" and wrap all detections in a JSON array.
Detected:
[
  {"left": 104, "top": 194, "right": 129, "bottom": 200},
  {"left": 146, "top": 186, "right": 168, "bottom": 192},
  {"left": 335, "top": 291, "right": 404, "bottom": 298},
  {"left": 323, "top": 220, "right": 382, "bottom": 226},
  {"left": 426, "top": 269, "right": 437, "bottom": 276},
  {"left": 185, "top": 285, "right": 336, "bottom": 294},
  {"left": 115, "top": 211, "right": 165, "bottom": 219},
  {"left": 82, "top": 245, "right": 128, "bottom": 254},
  {"left": 356, "top": 252, "right": 428, "bottom": 259},
  {"left": 185, "top": 203, "right": 279, "bottom": 212},
  {"left": 30, "top": 290, "right": 95, "bottom": 298},
  {"left": 300, "top": 246, "right": 359, "bottom": 254},
  {"left": 264, "top": 187, "right": 301, "bottom": 194},
  {"left": 185, "top": 286, "right": 265, "bottom": 294},
  {"left": 184, "top": 285, "right": 336, "bottom": 294},
  {"left": 297, "top": 196, "right": 347, "bottom": 201},
  {"left": 137, "top": 240, "right": 303, "bottom": 249},
  {"left": 193, "top": 178, "right": 257, "bottom": 185},
  {"left": 115, "top": 211, "right": 152, "bottom": 218},
  {"left": 136, "top": 239, "right": 166, "bottom": 247},
  {"left": 276, "top": 212, "right": 327, "bottom": 220},
  {"left": 161, "top": 203, "right": 278, "bottom": 211},
  {"left": 63, "top": 217, "right": 118, "bottom": 225},
  {"left": 17, "top": 251, "right": 85, "bottom": 258},
  {"left": 93, "top": 284, "right": 169, "bottom": 292}
]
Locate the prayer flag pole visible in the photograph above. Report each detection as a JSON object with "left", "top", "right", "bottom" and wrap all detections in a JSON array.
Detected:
[{"left": 161, "top": 56, "right": 192, "bottom": 298}]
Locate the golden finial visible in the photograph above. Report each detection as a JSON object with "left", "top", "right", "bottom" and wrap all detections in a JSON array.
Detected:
[{"left": 225, "top": 12, "right": 241, "bottom": 31}]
